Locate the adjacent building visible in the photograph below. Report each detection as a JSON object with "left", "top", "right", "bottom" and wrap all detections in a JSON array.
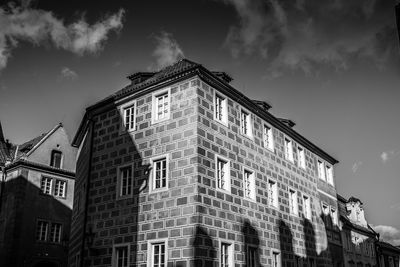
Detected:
[
  {"left": 69, "top": 59, "right": 342, "bottom": 267},
  {"left": 376, "top": 241, "right": 400, "bottom": 267},
  {"left": 0, "top": 122, "right": 76, "bottom": 267}
]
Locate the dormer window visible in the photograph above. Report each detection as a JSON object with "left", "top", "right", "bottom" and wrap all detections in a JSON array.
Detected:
[{"left": 50, "top": 150, "right": 62, "bottom": 168}]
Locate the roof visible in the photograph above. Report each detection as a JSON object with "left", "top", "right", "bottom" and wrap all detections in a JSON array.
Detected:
[
  {"left": 378, "top": 241, "right": 400, "bottom": 253},
  {"left": 6, "top": 158, "right": 75, "bottom": 178},
  {"left": 0, "top": 121, "right": 10, "bottom": 164}
]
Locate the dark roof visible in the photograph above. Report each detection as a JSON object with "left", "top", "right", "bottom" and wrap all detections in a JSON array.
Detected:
[
  {"left": 378, "top": 241, "right": 400, "bottom": 253},
  {"left": 18, "top": 133, "right": 47, "bottom": 154},
  {"left": 0, "top": 121, "right": 10, "bottom": 164},
  {"left": 6, "top": 158, "right": 75, "bottom": 177},
  {"left": 278, "top": 118, "right": 296, "bottom": 128},
  {"left": 348, "top": 196, "right": 363, "bottom": 205}
]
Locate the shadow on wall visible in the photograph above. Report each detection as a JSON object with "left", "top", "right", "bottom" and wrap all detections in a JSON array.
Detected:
[
  {"left": 0, "top": 175, "right": 71, "bottom": 267},
  {"left": 242, "top": 219, "right": 261, "bottom": 267},
  {"left": 193, "top": 224, "right": 217, "bottom": 267}
]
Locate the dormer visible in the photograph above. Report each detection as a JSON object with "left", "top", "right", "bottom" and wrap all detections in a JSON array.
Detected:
[
  {"left": 278, "top": 118, "right": 296, "bottom": 128},
  {"left": 346, "top": 197, "right": 368, "bottom": 227},
  {"left": 252, "top": 100, "right": 272, "bottom": 111},
  {"left": 127, "top": 72, "right": 155, "bottom": 85},
  {"left": 211, "top": 71, "right": 233, "bottom": 83}
]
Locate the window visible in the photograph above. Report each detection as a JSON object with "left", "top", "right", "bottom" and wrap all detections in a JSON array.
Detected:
[
  {"left": 36, "top": 220, "right": 49, "bottom": 241},
  {"left": 75, "top": 253, "right": 80, "bottom": 267},
  {"left": 216, "top": 156, "right": 230, "bottom": 192},
  {"left": 268, "top": 180, "right": 278, "bottom": 208},
  {"left": 118, "top": 165, "right": 133, "bottom": 198},
  {"left": 284, "top": 138, "right": 294, "bottom": 162},
  {"left": 113, "top": 244, "right": 130, "bottom": 267},
  {"left": 215, "top": 92, "right": 228, "bottom": 125},
  {"left": 240, "top": 109, "right": 252, "bottom": 137},
  {"left": 325, "top": 165, "right": 333, "bottom": 185},
  {"left": 289, "top": 189, "right": 298, "bottom": 215},
  {"left": 263, "top": 124, "right": 274, "bottom": 151},
  {"left": 50, "top": 150, "right": 62, "bottom": 168},
  {"left": 317, "top": 160, "right": 325, "bottom": 180},
  {"left": 246, "top": 246, "right": 258, "bottom": 267},
  {"left": 40, "top": 177, "right": 52, "bottom": 195},
  {"left": 152, "top": 89, "right": 170, "bottom": 124},
  {"left": 297, "top": 146, "right": 306, "bottom": 169},
  {"left": 54, "top": 179, "right": 66, "bottom": 197},
  {"left": 321, "top": 203, "right": 331, "bottom": 227},
  {"left": 152, "top": 157, "right": 168, "bottom": 191},
  {"left": 243, "top": 169, "right": 256, "bottom": 200},
  {"left": 303, "top": 195, "right": 311, "bottom": 220},
  {"left": 49, "top": 223, "right": 62, "bottom": 243},
  {"left": 148, "top": 241, "right": 166, "bottom": 267},
  {"left": 330, "top": 207, "right": 338, "bottom": 225},
  {"left": 123, "top": 104, "right": 135, "bottom": 131},
  {"left": 220, "top": 242, "right": 233, "bottom": 267},
  {"left": 271, "top": 251, "right": 281, "bottom": 267}
]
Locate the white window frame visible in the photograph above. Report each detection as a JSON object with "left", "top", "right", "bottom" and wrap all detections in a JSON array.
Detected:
[
  {"left": 240, "top": 107, "right": 253, "bottom": 138},
  {"left": 263, "top": 123, "right": 274, "bottom": 151},
  {"left": 271, "top": 249, "right": 281, "bottom": 267},
  {"left": 54, "top": 179, "right": 67, "bottom": 198},
  {"left": 112, "top": 243, "right": 130, "bottom": 267},
  {"left": 268, "top": 179, "right": 278, "bottom": 208},
  {"left": 330, "top": 207, "right": 338, "bottom": 226},
  {"left": 219, "top": 240, "right": 234, "bottom": 267},
  {"left": 297, "top": 145, "right": 306, "bottom": 169},
  {"left": 325, "top": 164, "right": 334, "bottom": 185},
  {"left": 49, "top": 222, "right": 62, "bottom": 243},
  {"left": 214, "top": 91, "right": 228, "bottom": 126},
  {"left": 243, "top": 168, "right": 256, "bottom": 201},
  {"left": 215, "top": 155, "right": 231, "bottom": 193},
  {"left": 116, "top": 164, "right": 134, "bottom": 199},
  {"left": 149, "top": 155, "right": 169, "bottom": 193},
  {"left": 120, "top": 100, "right": 137, "bottom": 132},
  {"left": 36, "top": 219, "right": 49, "bottom": 242},
  {"left": 289, "top": 188, "right": 298, "bottom": 216},
  {"left": 302, "top": 194, "right": 311, "bottom": 220},
  {"left": 40, "top": 176, "right": 53, "bottom": 195},
  {"left": 147, "top": 239, "right": 167, "bottom": 267},
  {"left": 284, "top": 137, "right": 294, "bottom": 162},
  {"left": 317, "top": 160, "right": 325, "bottom": 180},
  {"left": 151, "top": 88, "right": 171, "bottom": 124}
]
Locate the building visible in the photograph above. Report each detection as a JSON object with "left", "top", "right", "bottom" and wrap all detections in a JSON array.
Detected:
[
  {"left": 338, "top": 195, "right": 378, "bottom": 267},
  {"left": 376, "top": 241, "right": 400, "bottom": 267},
  {"left": 0, "top": 122, "right": 76, "bottom": 267},
  {"left": 69, "top": 59, "right": 340, "bottom": 267}
]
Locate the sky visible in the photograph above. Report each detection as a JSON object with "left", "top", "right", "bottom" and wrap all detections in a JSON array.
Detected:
[{"left": 0, "top": 0, "right": 399, "bottom": 244}]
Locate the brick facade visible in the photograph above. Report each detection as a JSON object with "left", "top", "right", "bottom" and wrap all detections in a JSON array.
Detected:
[{"left": 69, "top": 59, "right": 340, "bottom": 267}]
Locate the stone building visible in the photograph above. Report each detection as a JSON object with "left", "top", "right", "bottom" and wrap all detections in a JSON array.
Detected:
[
  {"left": 376, "top": 241, "right": 400, "bottom": 267},
  {"left": 337, "top": 195, "right": 378, "bottom": 267},
  {"left": 69, "top": 59, "right": 340, "bottom": 267},
  {"left": 0, "top": 122, "right": 76, "bottom": 267}
]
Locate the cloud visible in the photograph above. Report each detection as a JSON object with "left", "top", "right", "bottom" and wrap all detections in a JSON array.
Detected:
[
  {"left": 151, "top": 31, "right": 184, "bottom": 70},
  {"left": 0, "top": 2, "right": 124, "bottom": 71},
  {"left": 373, "top": 225, "right": 400, "bottom": 246},
  {"left": 222, "top": 0, "right": 397, "bottom": 77},
  {"left": 60, "top": 67, "right": 78, "bottom": 80},
  {"left": 381, "top": 150, "right": 400, "bottom": 163},
  {"left": 352, "top": 161, "right": 362, "bottom": 173}
]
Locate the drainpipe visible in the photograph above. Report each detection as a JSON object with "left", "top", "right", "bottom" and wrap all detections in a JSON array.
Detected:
[{"left": 79, "top": 119, "right": 94, "bottom": 267}]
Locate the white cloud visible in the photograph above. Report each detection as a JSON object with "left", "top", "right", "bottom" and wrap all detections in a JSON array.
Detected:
[
  {"left": 352, "top": 161, "right": 362, "bottom": 173},
  {"left": 151, "top": 31, "right": 184, "bottom": 70},
  {"left": 381, "top": 150, "right": 400, "bottom": 163},
  {"left": 373, "top": 225, "right": 400, "bottom": 246},
  {"left": 60, "top": 67, "right": 78, "bottom": 80},
  {"left": 0, "top": 2, "right": 125, "bottom": 71}
]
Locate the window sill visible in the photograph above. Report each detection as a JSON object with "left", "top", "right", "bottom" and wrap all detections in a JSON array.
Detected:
[
  {"left": 214, "top": 118, "right": 229, "bottom": 128},
  {"left": 151, "top": 117, "right": 170, "bottom": 125},
  {"left": 149, "top": 187, "right": 169, "bottom": 194}
]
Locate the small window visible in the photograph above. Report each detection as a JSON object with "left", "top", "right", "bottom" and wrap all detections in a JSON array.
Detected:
[
  {"left": 148, "top": 241, "right": 166, "bottom": 267},
  {"left": 325, "top": 165, "right": 333, "bottom": 185},
  {"left": 268, "top": 180, "right": 278, "bottom": 208},
  {"left": 152, "top": 157, "right": 168, "bottom": 191},
  {"left": 297, "top": 146, "right": 306, "bottom": 169},
  {"left": 49, "top": 223, "right": 62, "bottom": 243},
  {"left": 302, "top": 195, "right": 311, "bottom": 220},
  {"left": 330, "top": 207, "right": 338, "bottom": 226},
  {"left": 317, "top": 160, "right": 325, "bottom": 180},
  {"left": 263, "top": 124, "right": 274, "bottom": 151},
  {"left": 246, "top": 246, "right": 258, "bottom": 267},
  {"left": 50, "top": 150, "right": 62, "bottom": 168},
  {"left": 123, "top": 104, "right": 136, "bottom": 131},
  {"left": 321, "top": 203, "right": 331, "bottom": 227},
  {"left": 271, "top": 250, "right": 281, "bottom": 267},
  {"left": 284, "top": 138, "right": 294, "bottom": 162},
  {"left": 216, "top": 156, "right": 230, "bottom": 192},
  {"left": 54, "top": 179, "right": 67, "bottom": 198},
  {"left": 220, "top": 242, "right": 233, "bottom": 267},
  {"left": 240, "top": 109, "right": 252, "bottom": 137},
  {"left": 36, "top": 220, "right": 49, "bottom": 241},
  {"left": 113, "top": 244, "right": 130, "bottom": 267},
  {"left": 243, "top": 169, "right": 256, "bottom": 201},
  {"left": 215, "top": 92, "right": 228, "bottom": 125},
  {"left": 40, "top": 177, "right": 53, "bottom": 195},
  {"left": 118, "top": 165, "right": 133, "bottom": 198},
  {"left": 152, "top": 89, "right": 170, "bottom": 124},
  {"left": 289, "top": 189, "right": 298, "bottom": 215}
]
